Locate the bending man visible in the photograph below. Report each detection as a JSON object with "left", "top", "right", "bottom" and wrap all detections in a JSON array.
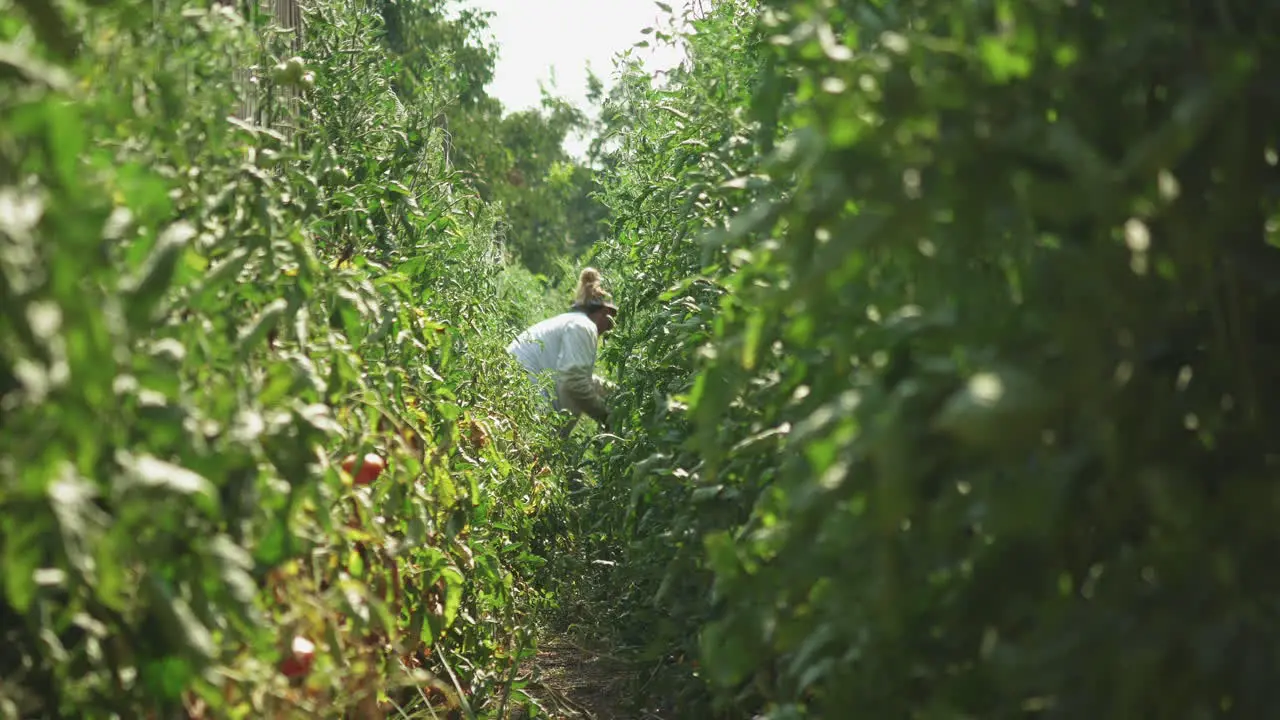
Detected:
[{"left": 507, "top": 268, "right": 617, "bottom": 430}]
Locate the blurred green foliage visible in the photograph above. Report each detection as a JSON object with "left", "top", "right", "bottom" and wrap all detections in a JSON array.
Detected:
[{"left": 580, "top": 0, "right": 1280, "bottom": 717}]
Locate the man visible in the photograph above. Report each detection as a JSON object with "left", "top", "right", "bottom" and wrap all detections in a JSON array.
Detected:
[{"left": 507, "top": 268, "right": 617, "bottom": 432}]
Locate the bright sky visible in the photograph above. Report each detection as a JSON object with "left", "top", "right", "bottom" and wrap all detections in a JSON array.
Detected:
[{"left": 468, "top": 0, "right": 687, "bottom": 157}]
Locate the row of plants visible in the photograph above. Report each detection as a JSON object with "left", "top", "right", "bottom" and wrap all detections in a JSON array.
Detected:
[
  {"left": 580, "top": 0, "right": 1280, "bottom": 717},
  {"left": 1, "top": 0, "right": 578, "bottom": 717}
]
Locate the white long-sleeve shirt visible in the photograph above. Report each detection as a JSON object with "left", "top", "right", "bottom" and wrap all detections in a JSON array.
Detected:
[{"left": 507, "top": 312, "right": 608, "bottom": 422}]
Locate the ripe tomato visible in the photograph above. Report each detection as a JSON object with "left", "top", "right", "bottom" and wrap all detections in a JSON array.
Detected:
[
  {"left": 280, "top": 635, "right": 316, "bottom": 678},
  {"left": 341, "top": 452, "right": 385, "bottom": 486}
]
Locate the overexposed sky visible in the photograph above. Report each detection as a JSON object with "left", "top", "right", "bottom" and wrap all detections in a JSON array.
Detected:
[{"left": 469, "top": 0, "right": 687, "bottom": 156}]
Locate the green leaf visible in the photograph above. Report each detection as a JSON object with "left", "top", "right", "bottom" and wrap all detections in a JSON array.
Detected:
[
  {"left": 121, "top": 221, "right": 197, "bottom": 327},
  {"left": 209, "top": 534, "right": 257, "bottom": 612},
  {"left": 141, "top": 656, "right": 195, "bottom": 702},
  {"left": 189, "top": 247, "right": 253, "bottom": 303},
  {"left": 2, "top": 516, "right": 47, "bottom": 612},
  {"left": 699, "top": 618, "right": 756, "bottom": 689},
  {"left": 978, "top": 36, "right": 1032, "bottom": 83},
  {"left": 47, "top": 469, "right": 106, "bottom": 582},
  {"left": 932, "top": 368, "right": 1050, "bottom": 453},
  {"left": 254, "top": 517, "right": 289, "bottom": 567},
  {"left": 438, "top": 565, "right": 465, "bottom": 627},
  {"left": 0, "top": 42, "right": 72, "bottom": 90},
  {"left": 114, "top": 451, "right": 220, "bottom": 516},
  {"left": 235, "top": 298, "right": 289, "bottom": 359},
  {"left": 144, "top": 575, "right": 216, "bottom": 666}
]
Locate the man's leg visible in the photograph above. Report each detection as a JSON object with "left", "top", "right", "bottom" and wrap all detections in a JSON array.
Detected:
[{"left": 558, "top": 414, "right": 580, "bottom": 440}]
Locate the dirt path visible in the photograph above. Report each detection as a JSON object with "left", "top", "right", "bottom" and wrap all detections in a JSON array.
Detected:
[{"left": 517, "top": 637, "right": 640, "bottom": 719}]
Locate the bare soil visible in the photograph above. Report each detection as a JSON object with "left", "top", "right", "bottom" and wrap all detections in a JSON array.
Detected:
[{"left": 516, "top": 637, "right": 639, "bottom": 720}]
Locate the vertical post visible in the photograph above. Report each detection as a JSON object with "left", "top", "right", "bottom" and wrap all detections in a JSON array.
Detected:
[
  {"left": 270, "top": 0, "right": 303, "bottom": 134},
  {"left": 226, "top": 0, "right": 303, "bottom": 133}
]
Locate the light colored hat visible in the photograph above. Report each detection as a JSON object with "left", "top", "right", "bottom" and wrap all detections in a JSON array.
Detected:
[{"left": 572, "top": 267, "right": 616, "bottom": 313}]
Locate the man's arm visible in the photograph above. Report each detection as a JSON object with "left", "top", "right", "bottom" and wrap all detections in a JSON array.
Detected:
[{"left": 558, "top": 367, "right": 609, "bottom": 425}]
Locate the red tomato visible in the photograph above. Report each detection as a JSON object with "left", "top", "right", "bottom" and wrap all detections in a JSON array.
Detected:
[
  {"left": 280, "top": 635, "right": 315, "bottom": 678},
  {"left": 341, "top": 452, "right": 385, "bottom": 486}
]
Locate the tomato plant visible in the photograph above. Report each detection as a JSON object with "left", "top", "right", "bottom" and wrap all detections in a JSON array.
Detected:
[
  {"left": 570, "top": 0, "right": 1280, "bottom": 717},
  {"left": 0, "top": 0, "right": 568, "bottom": 717}
]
